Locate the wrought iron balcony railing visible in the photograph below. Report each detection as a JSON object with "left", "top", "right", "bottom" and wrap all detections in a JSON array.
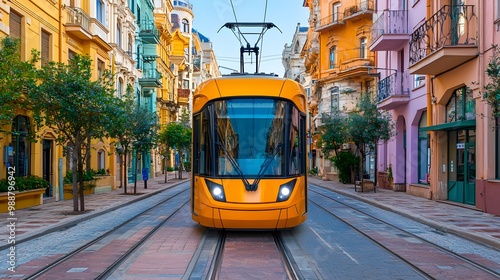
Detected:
[
  {"left": 66, "top": 7, "right": 91, "bottom": 32},
  {"left": 343, "top": 0, "right": 374, "bottom": 19},
  {"left": 409, "top": 5, "right": 477, "bottom": 65},
  {"left": 317, "top": 12, "right": 344, "bottom": 29},
  {"left": 377, "top": 72, "right": 409, "bottom": 102},
  {"left": 371, "top": 10, "right": 408, "bottom": 42}
]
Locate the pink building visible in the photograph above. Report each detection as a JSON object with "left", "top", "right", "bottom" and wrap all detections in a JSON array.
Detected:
[{"left": 372, "top": 0, "right": 500, "bottom": 215}]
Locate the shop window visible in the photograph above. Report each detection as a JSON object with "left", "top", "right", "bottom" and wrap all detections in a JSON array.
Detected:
[{"left": 446, "top": 86, "right": 475, "bottom": 122}]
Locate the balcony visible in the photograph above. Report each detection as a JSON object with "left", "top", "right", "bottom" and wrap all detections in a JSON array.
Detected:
[
  {"left": 139, "top": 68, "right": 162, "bottom": 88},
  {"left": 138, "top": 20, "right": 160, "bottom": 44},
  {"left": 315, "top": 12, "right": 344, "bottom": 32},
  {"left": 333, "top": 48, "right": 375, "bottom": 79},
  {"left": 65, "top": 7, "right": 92, "bottom": 40},
  {"left": 377, "top": 72, "right": 410, "bottom": 110},
  {"left": 409, "top": 5, "right": 478, "bottom": 75},
  {"left": 173, "top": 0, "right": 193, "bottom": 10},
  {"left": 370, "top": 10, "right": 409, "bottom": 51},
  {"left": 343, "top": 0, "right": 374, "bottom": 21},
  {"left": 178, "top": 88, "right": 190, "bottom": 105}
]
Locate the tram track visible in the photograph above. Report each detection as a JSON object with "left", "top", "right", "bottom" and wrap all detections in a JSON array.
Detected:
[
  {"left": 309, "top": 186, "right": 500, "bottom": 279},
  {"left": 22, "top": 188, "right": 190, "bottom": 280},
  {"left": 194, "top": 230, "right": 301, "bottom": 280}
]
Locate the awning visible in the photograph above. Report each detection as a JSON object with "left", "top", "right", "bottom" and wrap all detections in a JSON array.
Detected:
[{"left": 420, "top": 119, "right": 476, "bottom": 131}]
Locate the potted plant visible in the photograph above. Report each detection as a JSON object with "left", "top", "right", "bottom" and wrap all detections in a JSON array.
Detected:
[{"left": 0, "top": 175, "right": 49, "bottom": 212}]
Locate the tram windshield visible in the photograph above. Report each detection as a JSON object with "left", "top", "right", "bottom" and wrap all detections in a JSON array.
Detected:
[{"left": 215, "top": 98, "right": 286, "bottom": 177}]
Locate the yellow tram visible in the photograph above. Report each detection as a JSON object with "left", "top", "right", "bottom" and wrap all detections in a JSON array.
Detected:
[{"left": 191, "top": 74, "right": 308, "bottom": 229}]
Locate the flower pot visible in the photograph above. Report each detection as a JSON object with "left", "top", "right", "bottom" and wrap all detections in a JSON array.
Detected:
[{"left": 0, "top": 188, "right": 46, "bottom": 213}]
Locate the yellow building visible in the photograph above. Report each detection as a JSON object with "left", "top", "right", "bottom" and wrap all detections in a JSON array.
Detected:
[
  {"left": 0, "top": 0, "right": 114, "bottom": 200},
  {"left": 303, "top": 0, "right": 376, "bottom": 180}
]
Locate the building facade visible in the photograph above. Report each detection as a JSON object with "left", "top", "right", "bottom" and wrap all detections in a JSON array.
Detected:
[{"left": 303, "top": 0, "right": 377, "bottom": 180}]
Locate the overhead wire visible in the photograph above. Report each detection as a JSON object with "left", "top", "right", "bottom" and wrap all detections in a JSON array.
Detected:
[
  {"left": 229, "top": 0, "right": 243, "bottom": 46},
  {"left": 258, "top": 0, "right": 269, "bottom": 71}
]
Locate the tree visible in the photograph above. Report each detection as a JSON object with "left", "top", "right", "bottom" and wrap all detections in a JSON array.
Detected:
[
  {"left": 483, "top": 45, "right": 500, "bottom": 129},
  {"left": 347, "top": 92, "right": 395, "bottom": 188},
  {"left": 31, "top": 54, "right": 116, "bottom": 212},
  {"left": 319, "top": 111, "right": 349, "bottom": 158},
  {"left": 0, "top": 37, "right": 39, "bottom": 135},
  {"left": 130, "top": 105, "right": 159, "bottom": 193},
  {"left": 158, "top": 122, "right": 191, "bottom": 180},
  {"left": 106, "top": 88, "right": 159, "bottom": 193}
]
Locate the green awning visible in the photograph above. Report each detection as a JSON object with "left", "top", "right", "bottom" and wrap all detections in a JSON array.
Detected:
[{"left": 420, "top": 119, "right": 476, "bottom": 131}]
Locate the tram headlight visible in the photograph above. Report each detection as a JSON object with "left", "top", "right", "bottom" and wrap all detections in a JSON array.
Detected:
[
  {"left": 205, "top": 180, "right": 226, "bottom": 202},
  {"left": 277, "top": 179, "right": 296, "bottom": 202}
]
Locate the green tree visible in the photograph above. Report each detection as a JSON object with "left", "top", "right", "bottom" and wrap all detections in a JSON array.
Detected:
[
  {"left": 158, "top": 122, "right": 191, "bottom": 180},
  {"left": 0, "top": 37, "right": 39, "bottom": 135},
  {"left": 319, "top": 111, "right": 349, "bottom": 157},
  {"left": 347, "top": 92, "right": 395, "bottom": 187},
  {"left": 31, "top": 54, "right": 116, "bottom": 212},
  {"left": 483, "top": 45, "right": 500, "bottom": 128}
]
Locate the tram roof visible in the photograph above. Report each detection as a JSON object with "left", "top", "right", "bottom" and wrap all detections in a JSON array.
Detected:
[{"left": 193, "top": 74, "right": 306, "bottom": 113}]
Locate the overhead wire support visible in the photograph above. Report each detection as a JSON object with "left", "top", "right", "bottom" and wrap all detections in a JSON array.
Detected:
[{"left": 217, "top": 22, "right": 282, "bottom": 73}]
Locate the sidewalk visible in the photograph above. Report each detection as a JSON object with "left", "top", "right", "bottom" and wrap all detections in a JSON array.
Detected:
[
  {"left": 308, "top": 176, "right": 500, "bottom": 250},
  {"left": 0, "top": 172, "right": 190, "bottom": 249},
  {"left": 1, "top": 175, "right": 498, "bottom": 251}
]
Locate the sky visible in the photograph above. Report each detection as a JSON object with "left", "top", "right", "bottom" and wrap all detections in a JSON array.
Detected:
[{"left": 189, "top": 0, "right": 309, "bottom": 76}]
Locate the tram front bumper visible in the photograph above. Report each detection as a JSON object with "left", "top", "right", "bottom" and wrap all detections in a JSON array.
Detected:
[{"left": 193, "top": 202, "right": 306, "bottom": 229}]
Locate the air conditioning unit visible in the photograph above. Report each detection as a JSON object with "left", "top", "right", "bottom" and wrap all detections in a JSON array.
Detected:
[{"left": 342, "top": 143, "right": 350, "bottom": 150}]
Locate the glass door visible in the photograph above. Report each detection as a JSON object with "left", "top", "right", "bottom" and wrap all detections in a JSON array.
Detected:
[{"left": 464, "top": 144, "right": 475, "bottom": 205}]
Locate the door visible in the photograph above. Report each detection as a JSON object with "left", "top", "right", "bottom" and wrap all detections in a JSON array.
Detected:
[
  {"left": 42, "top": 140, "right": 53, "bottom": 197},
  {"left": 464, "top": 144, "right": 475, "bottom": 205},
  {"left": 451, "top": 0, "right": 465, "bottom": 45}
]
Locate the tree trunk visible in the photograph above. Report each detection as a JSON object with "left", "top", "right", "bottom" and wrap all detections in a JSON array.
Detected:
[
  {"left": 133, "top": 149, "right": 138, "bottom": 194},
  {"left": 123, "top": 147, "right": 128, "bottom": 194},
  {"left": 77, "top": 146, "right": 85, "bottom": 212},
  {"left": 178, "top": 150, "right": 183, "bottom": 180},
  {"left": 71, "top": 149, "right": 79, "bottom": 212}
]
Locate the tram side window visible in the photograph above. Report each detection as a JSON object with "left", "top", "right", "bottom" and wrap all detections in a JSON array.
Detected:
[
  {"left": 195, "top": 108, "right": 212, "bottom": 175},
  {"left": 289, "top": 107, "right": 302, "bottom": 175}
]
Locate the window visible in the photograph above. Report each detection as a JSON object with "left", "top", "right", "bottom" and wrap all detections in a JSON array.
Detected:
[
  {"left": 41, "top": 30, "right": 51, "bottom": 66},
  {"left": 360, "top": 37, "right": 367, "bottom": 59},
  {"left": 332, "top": 2, "right": 341, "bottom": 22},
  {"left": 182, "top": 19, "right": 189, "bottom": 33},
  {"left": 329, "top": 46, "right": 336, "bottom": 69},
  {"left": 116, "top": 21, "right": 122, "bottom": 48},
  {"left": 97, "top": 149, "right": 105, "bottom": 170},
  {"left": 446, "top": 87, "right": 475, "bottom": 122},
  {"left": 414, "top": 75, "right": 425, "bottom": 88},
  {"left": 330, "top": 86, "right": 339, "bottom": 113},
  {"left": 10, "top": 11, "right": 21, "bottom": 40},
  {"left": 97, "top": 59, "right": 104, "bottom": 78},
  {"left": 68, "top": 49, "right": 77, "bottom": 60},
  {"left": 118, "top": 78, "right": 124, "bottom": 98},
  {"left": 96, "top": 0, "right": 104, "bottom": 23},
  {"left": 128, "top": 34, "right": 133, "bottom": 56},
  {"left": 12, "top": 115, "right": 31, "bottom": 177},
  {"left": 418, "top": 112, "right": 429, "bottom": 184}
]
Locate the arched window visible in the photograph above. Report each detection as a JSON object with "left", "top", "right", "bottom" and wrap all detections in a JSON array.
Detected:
[
  {"left": 418, "top": 112, "right": 429, "bottom": 184},
  {"left": 360, "top": 37, "right": 367, "bottom": 59},
  {"left": 12, "top": 115, "right": 31, "bottom": 177},
  {"left": 182, "top": 19, "right": 190, "bottom": 33},
  {"left": 446, "top": 86, "right": 475, "bottom": 122},
  {"left": 116, "top": 21, "right": 122, "bottom": 48},
  {"left": 118, "top": 78, "right": 124, "bottom": 98}
]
